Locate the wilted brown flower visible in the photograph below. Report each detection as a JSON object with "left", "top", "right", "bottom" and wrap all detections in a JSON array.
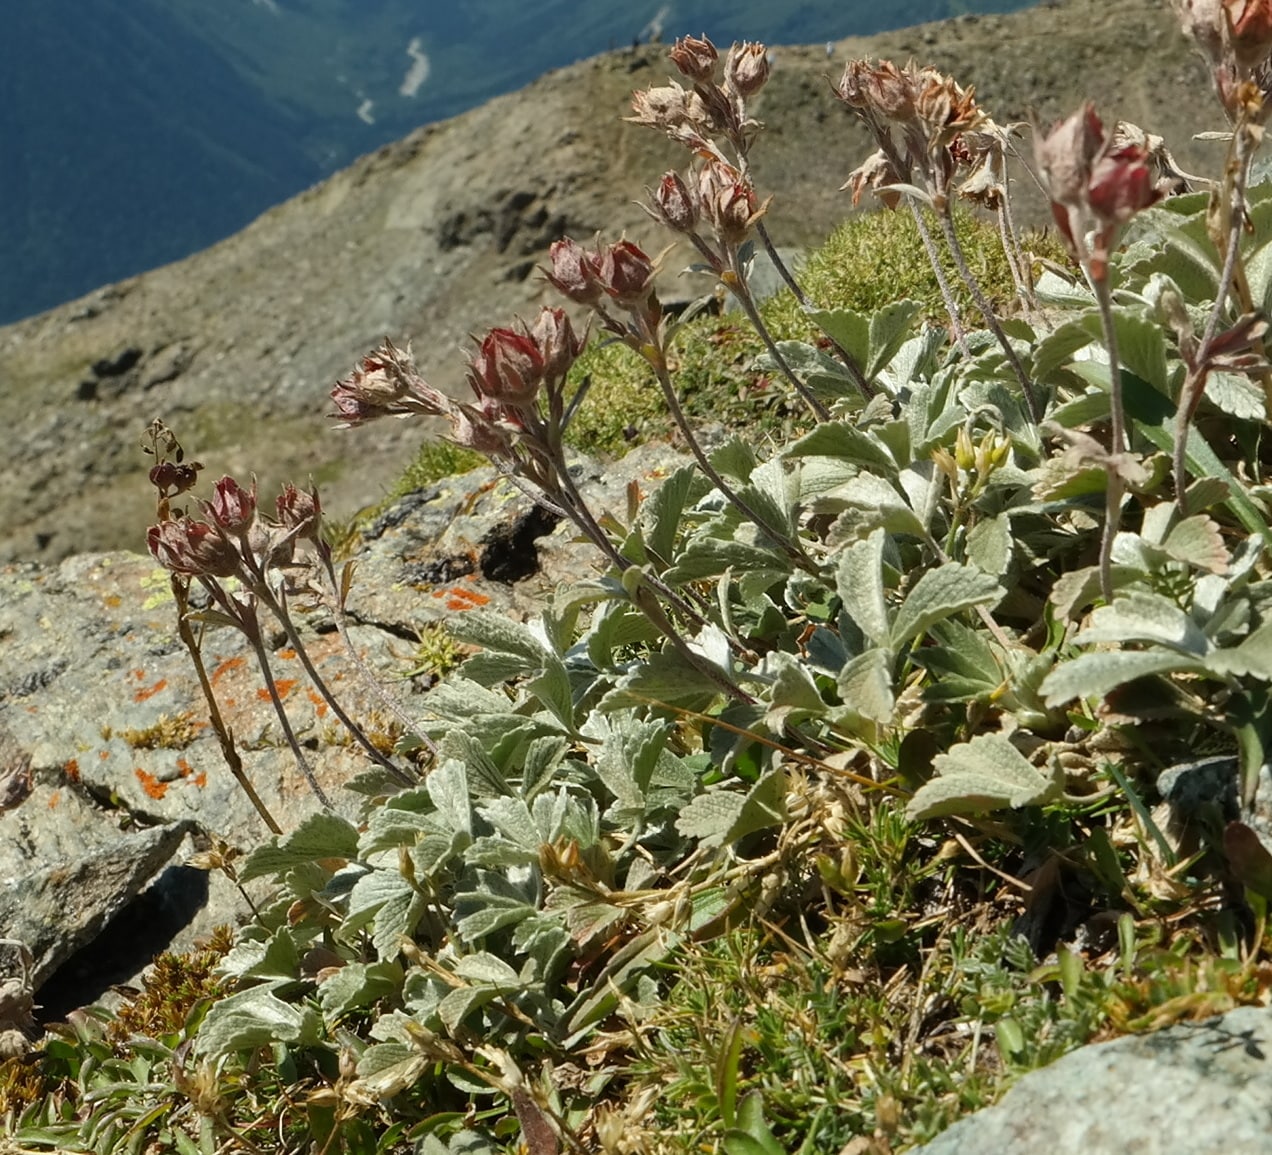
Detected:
[
  {"left": 627, "top": 83, "right": 692, "bottom": 131},
  {"left": 841, "top": 149, "right": 905, "bottom": 209},
  {"left": 329, "top": 340, "right": 448, "bottom": 426},
  {"left": 275, "top": 484, "right": 321, "bottom": 541},
  {"left": 530, "top": 307, "right": 584, "bottom": 381},
  {"left": 647, "top": 170, "right": 699, "bottom": 232},
  {"left": 724, "top": 42, "right": 770, "bottom": 98},
  {"left": 544, "top": 238, "right": 603, "bottom": 306},
  {"left": 669, "top": 35, "right": 718, "bottom": 83},
  {"left": 695, "top": 158, "right": 761, "bottom": 245},
  {"left": 593, "top": 240, "right": 657, "bottom": 306}
]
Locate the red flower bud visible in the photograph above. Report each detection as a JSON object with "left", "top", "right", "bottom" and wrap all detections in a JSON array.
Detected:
[
  {"left": 593, "top": 240, "right": 656, "bottom": 306},
  {"left": 147, "top": 518, "right": 240, "bottom": 578},
  {"left": 725, "top": 42, "right": 769, "bottom": 98},
  {"left": 206, "top": 475, "right": 256, "bottom": 534},
  {"left": 669, "top": 35, "right": 718, "bottom": 83},
  {"left": 651, "top": 171, "right": 699, "bottom": 232},
  {"left": 468, "top": 325, "right": 545, "bottom": 408},
  {"left": 1226, "top": 0, "right": 1272, "bottom": 68},
  {"left": 545, "top": 238, "right": 603, "bottom": 306}
]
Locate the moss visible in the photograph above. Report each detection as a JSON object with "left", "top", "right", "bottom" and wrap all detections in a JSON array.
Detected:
[{"left": 115, "top": 711, "right": 200, "bottom": 751}]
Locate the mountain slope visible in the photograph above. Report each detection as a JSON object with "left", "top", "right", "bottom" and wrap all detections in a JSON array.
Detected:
[
  {"left": 0, "top": 0, "right": 1212, "bottom": 563},
  {"left": 3, "top": 0, "right": 1034, "bottom": 325}
]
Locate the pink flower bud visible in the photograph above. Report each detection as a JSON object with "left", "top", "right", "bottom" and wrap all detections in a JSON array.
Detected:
[
  {"left": 593, "top": 240, "right": 656, "bottom": 306},
  {"left": 544, "top": 238, "right": 603, "bottom": 306},
  {"left": 468, "top": 325, "right": 545, "bottom": 408},
  {"left": 725, "top": 42, "right": 770, "bottom": 98},
  {"left": 147, "top": 518, "right": 240, "bottom": 578},
  {"left": 530, "top": 307, "right": 584, "bottom": 380},
  {"left": 669, "top": 35, "right": 718, "bottom": 83},
  {"left": 1087, "top": 144, "right": 1158, "bottom": 226},
  {"left": 1226, "top": 0, "right": 1272, "bottom": 68},
  {"left": 650, "top": 171, "right": 699, "bottom": 232},
  {"left": 206, "top": 475, "right": 256, "bottom": 534}
]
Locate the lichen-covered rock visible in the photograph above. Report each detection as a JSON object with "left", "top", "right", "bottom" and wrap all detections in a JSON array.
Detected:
[{"left": 0, "top": 444, "right": 686, "bottom": 1004}]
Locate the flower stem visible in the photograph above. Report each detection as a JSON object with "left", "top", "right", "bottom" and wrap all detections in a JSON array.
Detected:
[
  {"left": 1091, "top": 275, "right": 1127, "bottom": 605},
  {"left": 909, "top": 201, "right": 971, "bottom": 358},
  {"left": 936, "top": 205, "right": 1041, "bottom": 422}
]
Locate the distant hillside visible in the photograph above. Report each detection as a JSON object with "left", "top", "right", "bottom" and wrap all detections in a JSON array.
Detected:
[{"left": 2, "top": 0, "right": 1034, "bottom": 325}]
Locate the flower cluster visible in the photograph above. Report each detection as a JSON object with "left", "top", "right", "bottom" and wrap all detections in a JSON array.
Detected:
[
  {"left": 1033, "top": 103, "right": 1160, "bottom": 282},
  {"left": 833, "top": 58, "right": 992, "bottom": 209},
  {"left": 329, "top": 309, "right": 585, "bottom": 462}
]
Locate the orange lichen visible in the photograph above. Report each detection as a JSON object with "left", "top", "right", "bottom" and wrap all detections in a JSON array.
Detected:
[
  {"left": 135, "top": 769, "right": 169, "bottom": 800},
  {"left": 307, "top": 688, "right": 329, "bottom": 718},
  {"left": 104, "top": 594, "right": 122, "bottom": 608},
  {"left": 176, "top": 758, "right": 193, "bottom": 778},
  {"left": 210, "top": 656, "right": 246, "bottom": 685},
  {"left": 279, "top": 648, "right": 297, "bottom": 660},
  {"left": 99, "top": 750, "right": 110, "bottom": 760},
  {"left": 133, "top": 678, "right": 168, "bottom": 702},
  {"left": 434, "top": 585, "right": 491, "bottom": 611},
  {"left": 63, "top": 758, "right": 80, "bottom": 784},
  {"left": 193, "top": 771, "right": 207, "bottom": 788},
  {"left": 256, "top": 678, "right": 298, "bottom": 702},
  {"left": 48, "top": 791, "right": 60, "bottom": 810}
]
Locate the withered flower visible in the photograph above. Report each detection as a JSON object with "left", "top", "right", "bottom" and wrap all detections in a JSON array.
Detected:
[
  {"left": 275, "top": 483, "right": 321, "bottom": 541},
  {"left": 329, "top": 339, "right": 447, "bottom": 426},
  {"left": 1035, "top": 103, "right": 1159, "bottom": 280},
  {"left": 841, "top": 149, "right": 904, "bottom": 209},
  {"left": 724, "top": 42, "right": 770, "bottom": 98},
  {"left": 593, "top": 240, "right": 656, "bottom": 306},
  {"left": 627, "top": 83, "right": 692, "bottom": 132},
  {"left": 530, "top": 307, "right": 584, "bottom": 381},
  {"left": 696, "top": 158, "right": 761, "bottom": 245},
  {"left": 647, "top": 170, "right": 699, "bottom": 232},
  {"left": 669, "top": 35, "right": 718, "bottom": 83}
]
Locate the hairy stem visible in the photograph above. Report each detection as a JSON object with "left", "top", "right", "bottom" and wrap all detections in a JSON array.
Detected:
[
  {"left": 1091, "top": 275, "right": 1127, "bottom": 605},
  {"left": 909, "top": 201, "right": 971, "bottom": 358},
  {"left": 172, "top": 577, "right": 282, "bottom": 835},
  {"left": 936, "top": 205, "right": 1041, "bottom": 422},
  {"left": 255, "top": 583, "right": 416, "bottom": 786}
]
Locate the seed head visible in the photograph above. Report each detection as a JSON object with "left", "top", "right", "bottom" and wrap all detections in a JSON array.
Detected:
[
  {"left": 593, "top": 240, "right": 656, "bottom": 307},
  {"left": 724, "top": 42, "right": 770, "bottom": 98},
  {"left": 649, "top": 170, "right": 699, "bottom": 232},
  {"left": 467, "top": 325, "right": 545, "bottom": 409},
  {"left": 544, "top": 238, "right": 603, "bottom": 306},
  {"left": 147, "top": 518, "right": 240, "bottom": 578},
  {"left": 206, "top": 475, "right": 256, "bottom": 535}
]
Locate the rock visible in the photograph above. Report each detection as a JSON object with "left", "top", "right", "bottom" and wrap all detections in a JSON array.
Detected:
[
  {"left": 0, "top": 443, "right": 687, "bottom": 1011},
  {"left": 910, "top": 1005, "right": 1272, "bottom": 1155}
]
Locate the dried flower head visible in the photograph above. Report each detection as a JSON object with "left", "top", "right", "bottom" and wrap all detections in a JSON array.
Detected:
[
  {"left": 647, "top": 170, "right": 699, "bottom": 232},
  {"left": 724, "top": 42, "right": 770, "bottom": 98},
  {"left": 329, "top": 339, "right": 447, "bottom": 426},
  {"left": 841, "top": 149, "right": 905, "bottom": 209},
  {"left": 695, "top": 158, "right": 761, "bottom": 245},
  {"left": 530, "top": 306, "right": 584, "bottom": 381},
  {"left": 467, "top": 324, "right": 545, "bottom": 409},
  {"left": 544, "top": 238, "right": 603, "bottom": 306},
  {"left": 275, "top": 483, "right": 322, "bottom": 541},
  {"left": 669, "top": 35, "right": 718, "bottom": 83},
  {"left": 592, "top": 240, "right": 657, "bottom": 307}
]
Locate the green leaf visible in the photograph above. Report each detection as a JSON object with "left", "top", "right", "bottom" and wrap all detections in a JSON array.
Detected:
[
  {"left": 1076, "top": 591, "right": 1211, "bottom": 656},
  {"left": 1163, "top": 514, "right": 1229, "bottom": 573},
  {"left": 345, "top": 869, "right": 427, "bottom": 960},
  {"left": 318, "top": 960, "right": 404, "bottom": 1021},
  {"left": 240, "top": 813, "right": 360, "bottom": 883},
  {"left": 835, "top": 529, "right": 890, "bottom": 648},
  {"left": 676, "top": 770, "right": 787, "bottom": 849},
  {"left": 754, "top": 341, "right": 862, "bottom": 398},
  {"left": 1031, "top": 315, "right": 1096, "bottom": 382},
  {"left": 663, "top": 536, "right": 789, "bottom": 588},
  {"left": 1040, "top": 650, "right": 1206, "bottom": 706},
  {"left": 525, "top": 657, "right": 576, "bottom": 732},
  {"left": 890, "top": 563, "right": 1001, "bottom": 649},
  {"left": 965, "top": 514, "right": 1012, "bottom": 576},
  {"left": 640, "top": 464, "right": 702, "bottom": 565},
  {"left": 1080, "top": 308, "right": 1169, "bottom": 392},
  {"left": 834, "top": 648, "right": 895, "bottom": 724},
  {"left": 1206, "top": 371, "right": 1266, "bottom": 420},
  {"left": 1209, "top": 623, "right": 1272, "bottom": 679},
  {"left": 867, "top": 299, "right": 922, "bottom": 378},
  {"left": 906, "top": 733, "right": 1062, "bottom": 820},
  {"left": 783, "top": 420, "right": 897, "bottom": 473},
  {"left": 446, "top": 611, "right": 549, "bottom": 665},
  {"left": 806, "top": 305, "right": 869, "bottom": 368},
  {"left": 590, "top": 711, "right": 666, "bottom": 813},
  {"left": 832, "top": 473, "right": 926, "bottom": 538},
  {"left": 194, "top": 985, "right": 322, "bottom": 1058}
]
